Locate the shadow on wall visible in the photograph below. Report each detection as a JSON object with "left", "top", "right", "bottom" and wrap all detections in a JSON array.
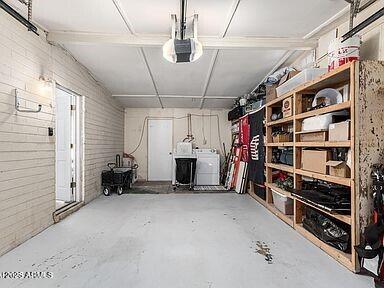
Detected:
[{"left": 360, "top": 29, "right": 381, "bottom": 61}]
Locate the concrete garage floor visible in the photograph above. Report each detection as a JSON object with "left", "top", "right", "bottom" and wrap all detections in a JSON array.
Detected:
[{"left": 0, "top": 193, "right": 371, "bottom": 288}]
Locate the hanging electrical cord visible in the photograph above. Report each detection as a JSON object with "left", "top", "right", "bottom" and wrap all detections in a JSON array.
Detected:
[
  {"left": 127, "top": 114, "right": 225, "bottom": 155},
  {"left": 201, "top": 112, "right": 207, "bottom": 145},
  {"left": 190, "top": 114, "right": 225, "bottom": 155}
]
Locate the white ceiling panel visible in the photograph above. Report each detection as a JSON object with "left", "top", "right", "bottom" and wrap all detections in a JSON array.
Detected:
[
  {"left": 203, "top": 98, "right": 235, "bottom": 109},
  {"left": 206, "top": 49, "right": 286, "bottom": 97},
  {"left": 160, "top": 97, "right": 202, "bottom": 108},
  {"left": 114, "top": 96, "right": 162, "bottom": 108},
  {"left": 227, "top": 0, "right": 347, "bottom": 37},
  {"left": 21, "top": 0, "right": 129, "bottom": 33},
  {"left": 118, "top": 0, "right": 234, "bottom": 35},
  {"left": 64, "top": 44, "right": 156, "bottom": 95},
  {"left": 143, "top": 47, "right": 214, "bottom": 96},
  {"left": 15, "top": 0, "right": 349, "bottom": 109}
]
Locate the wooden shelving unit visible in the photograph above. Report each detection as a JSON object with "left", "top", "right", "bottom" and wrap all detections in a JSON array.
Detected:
[
  {"left": 295, "top": 169, "right": 351, "bottom": 187},
  {"left": 250, "top": 62, "right": 358, "bottom": 272},
  {"left": 266, "top": 163, "right": 294, "bottom": 173},
  {"left": 266, "top": 115, "right": 294, "bottom": 126},
  {"left": 247, "top": 61, "right": 384, "bottom": 272},
  {"left": 265, "top": 183, "right": 292, "bottom": 198},
  {"left": 295, "top": 224, "right": 352, "bottom": 269},
  {"left": 295, "top": 141, "right": 351, "bottom": 147},
  {"left": 268, "top": 203, "right": 294, "bottom": 227},
  {"left": 266, "top": 142, "right": 294, "bottom": 147},
  {"left": 295, "top": 101, "right": 351, "bottom": 120}
]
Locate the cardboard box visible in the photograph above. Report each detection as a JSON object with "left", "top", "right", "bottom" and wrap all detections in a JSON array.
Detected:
[
  {"left": 266, "top": 84, "right": 278, "bottom": 103},
  {"left": 272, "top": 133, "right": 293, "bottom": 143},
  {"left": 298, "top": 130, "right": 328, "bottom": 142},
  {"left": 282, "top": 97, "right": 292, "bottom": 118},
  {"left": 301, "top": 149, "right": 331, "bottom": 174},
  {"left": 326, "top": 161, "right": 351, "bottom": 178},
  {"left": 278, "top": 71, "right": 300, "bottom": 86},
  {"left": 329, "top": 121, "right": 350, "bottom": 141},
  {"left": 301, "top": 95, "right": 314, "bottom": 113}
]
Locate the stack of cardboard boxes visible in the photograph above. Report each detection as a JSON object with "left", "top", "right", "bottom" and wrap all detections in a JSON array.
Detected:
[{"left": 301, "top": 120, "right": 351, "bottom": 177}]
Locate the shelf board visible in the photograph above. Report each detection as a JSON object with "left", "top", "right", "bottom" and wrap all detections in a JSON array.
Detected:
[
  {"left": 295, "top": 141, "right": 351, "bottom": 147},
  {"left": 295, "top": 169, "right": 351, "bottom": 187},
  {"left": 248, "top": 190, "right": 268, "bottom": 208},
  {"left": 266, "top": 142, "right": 294, "bottom": 147},
  {"left": 267, "top": 203, "right": 294, "bottom": 227},
  {"left": 295, "top": 62, "right": 352, "bottom": 94},
  {"left": 266, "top": 116, "right": 294, "bottom": 126},
  {"left": 266, "top": 62, "right": 352, "bottom": 108},
  {"left": 266, "top": 163, "right": 294, "bottom": 173},
  {"left": 266, "top": 183, "right": 293, "bottom": 198},
  {"left": 293, "top": 197, "right": 351, "bottom": 225},
  {"left": 295, "top": 101, "right": 351, "bottom": 120},
  {"left": 266, "top": 92, "right": 293, "bottom": 107},
  {"left": 248, "top": 188, "right": 294, "bottom": 227},
  {"left": 295, "top": 224, "right": 353, "bottom": 270}
]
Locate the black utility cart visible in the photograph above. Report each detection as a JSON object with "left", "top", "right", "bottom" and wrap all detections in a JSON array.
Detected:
[{"left": 102, "top": 155, "right": 133, "bottom": 196}]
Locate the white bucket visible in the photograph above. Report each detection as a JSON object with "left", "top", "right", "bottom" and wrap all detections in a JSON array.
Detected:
[{"left": 327, "top": 36, "right": 361, "bottom": 71}]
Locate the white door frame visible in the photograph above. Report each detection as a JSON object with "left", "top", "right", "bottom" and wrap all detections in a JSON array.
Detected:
[
  {"left": 147, "top": 119, "right": 173, "bottom": 181},
  {"left": 55, "top": 83, "right": 84, "bottom": 204}
]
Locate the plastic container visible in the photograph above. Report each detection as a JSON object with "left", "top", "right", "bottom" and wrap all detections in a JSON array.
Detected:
[
  {"left": 271, "top": 189, "right": 294, "bottom": 215},
  {"left": 302, "top": 111, "right": 348, "bottom": 131},
  {"left": 328, "top": 36, "right": 361, "bottom": 71},
  {"left": 276, "top": 68, "right": 327, "bottom": 97}
]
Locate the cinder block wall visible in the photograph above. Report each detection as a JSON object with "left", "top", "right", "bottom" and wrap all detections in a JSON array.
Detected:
[{"left": 0, "top": 10, "right": 124, "bottom": 255}]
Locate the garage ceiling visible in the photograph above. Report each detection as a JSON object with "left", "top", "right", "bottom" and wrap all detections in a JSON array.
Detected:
[{"left": 6, "top": 0, "right": 348, "bottom": 109}]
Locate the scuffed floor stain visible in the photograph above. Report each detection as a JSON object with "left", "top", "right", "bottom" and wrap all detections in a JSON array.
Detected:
[
  {"left": 254, "top": 241, "right": 273, "bottom": 264},
  {"left": 143, "top": 220, "right": 151, "bottom": 226}
]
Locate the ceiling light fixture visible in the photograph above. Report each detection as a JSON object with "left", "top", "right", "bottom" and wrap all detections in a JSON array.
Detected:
[{"left": 162, "top": 0, "right": 203, "bottom": 63}]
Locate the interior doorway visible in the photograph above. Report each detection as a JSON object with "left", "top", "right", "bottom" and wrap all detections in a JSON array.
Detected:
[
  {"left": 55, "top": 85, "right": 83, "bottom": 211},
  {"left": 147, "top": 119, "right": 173, "bottom": 181}
]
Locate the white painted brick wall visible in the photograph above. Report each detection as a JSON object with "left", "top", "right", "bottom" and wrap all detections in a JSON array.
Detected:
[{"left": 0, "top": 10, "right": 124, "bottom": 256}]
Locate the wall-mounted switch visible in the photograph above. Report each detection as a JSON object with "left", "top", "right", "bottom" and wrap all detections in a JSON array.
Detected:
[{"left": 48, "top": 127, "right": 54, "bottom": 136}]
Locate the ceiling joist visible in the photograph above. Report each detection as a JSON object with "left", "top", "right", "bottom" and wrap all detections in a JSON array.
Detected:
[
  {"left": 113, "top": 94, "right": 237, "bottom": 99},
  {"left": 47, "top": 32, "right": 317, "bottom": 50}
]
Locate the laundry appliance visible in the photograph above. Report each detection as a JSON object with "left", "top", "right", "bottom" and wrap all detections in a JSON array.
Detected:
[{"left": 194, "top": 149, "right": 220, "bottom": 186}]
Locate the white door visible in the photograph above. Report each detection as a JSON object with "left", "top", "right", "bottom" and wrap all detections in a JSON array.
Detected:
[
  {"left": 56, "top": 88, "right": 73, "bottom": 202},
  {"left": 148, "top": 119, "right": 173, "bottom": 181}
]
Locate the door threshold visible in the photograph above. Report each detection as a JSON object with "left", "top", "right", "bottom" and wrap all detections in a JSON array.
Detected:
[{"left": 53, "top": 201, "right": 84, "bottom": 223}]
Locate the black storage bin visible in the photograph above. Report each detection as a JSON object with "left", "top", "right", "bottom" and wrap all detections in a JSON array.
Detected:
[
  {"left": 228, "top": 106, "right": 244, "bottom": 121},
  {"left": 303, "top": 207, "right": 350, "bottom": 252},
  {"left": 255, "top": 185, "right": 266, "bottom": 200},
  {"left": 113, "top": 170, "right": 131, "bottom": 185},
  {"left": 175, "top": 158, "right": 197, "bottom": 184},
  {"left": 279, "top": 148, "right": 293, "bottom": 166}
]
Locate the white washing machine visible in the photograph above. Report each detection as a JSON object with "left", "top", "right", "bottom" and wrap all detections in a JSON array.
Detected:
[{"left": 194, "top": 149, "right": 220, "bottom": 186}]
